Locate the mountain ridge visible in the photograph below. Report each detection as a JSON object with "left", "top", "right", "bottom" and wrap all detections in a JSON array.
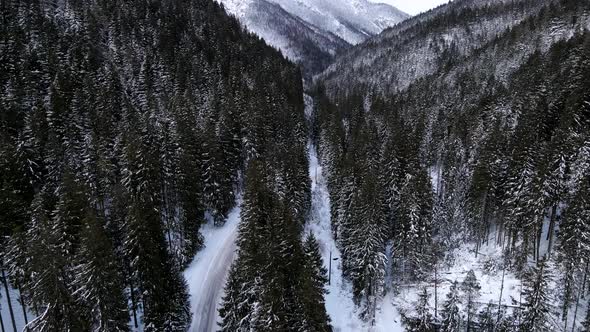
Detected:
[{"left": 217, "top": 0, "right": 409, "bottom": 77}]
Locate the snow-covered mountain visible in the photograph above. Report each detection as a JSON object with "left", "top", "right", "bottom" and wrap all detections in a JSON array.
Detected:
[
  {"left": 218, "top": 0, "right": 409, "bottom": 76},
  {"left": 319, "top": 0, "right": 590, "bottom": 96}
]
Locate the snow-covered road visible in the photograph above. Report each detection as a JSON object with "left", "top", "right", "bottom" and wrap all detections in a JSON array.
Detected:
[{"left": 184, "top": 200, "right": 241, "bottom": 332}]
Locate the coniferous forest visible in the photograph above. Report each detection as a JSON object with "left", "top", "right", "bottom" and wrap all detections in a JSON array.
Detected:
[
  {"left": 1, "top": 0, "right": 590, "bottom": 331},
  {"left": 0, "top": 0, "right": 313, "bottom": 330}
]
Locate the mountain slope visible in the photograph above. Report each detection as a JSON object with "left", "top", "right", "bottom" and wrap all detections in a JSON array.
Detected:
[
  {"left": 320, "top": 0, "right": 589, "bottom": 95},
  {"left": 218, "top": 0, "right": 409, "bottom": 76},
  {"left": 264, "top": 0, "right": 409, "bottom": 45}
]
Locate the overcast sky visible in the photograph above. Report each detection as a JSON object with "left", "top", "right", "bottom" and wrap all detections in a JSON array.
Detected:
[{"left": 371, "top": 0, "right": 451, "bottom": 15}]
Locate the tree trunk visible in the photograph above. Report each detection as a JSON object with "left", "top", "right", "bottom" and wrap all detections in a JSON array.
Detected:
[
  {"left": 0, "top": 308, "right": 5, "bottom": 332},
  {"left": 572, "top": 287, "right": 581, "bottom": 332},
  {"left": 497, "top": 266, "right": 506, "bottom": 326},
  {"left": 125, "top": 262, "right": 139, "bottom": 329},
  {"left": 466, "top": 297, "right": 472, "bottom": 332},
  {"left": 496, "top": 221, "right": 503, "bottom": 246},
  {"left": 17, "top": 284, "right": 28, "bottom": 325},
  {"left": 434, "top": 265, "right": 438, "bottom": 320},
  {"left": 511, "top": 228, "right": 518, "bottom": 253},
  {"left": 546, "top": 205, "right": 557, "bottom": 259},
  {"left": 536, "top": 216, "right": 542, "bottom": 262},
  {"left": 581, "top": 261, "right": 589, "bottom": 299}
]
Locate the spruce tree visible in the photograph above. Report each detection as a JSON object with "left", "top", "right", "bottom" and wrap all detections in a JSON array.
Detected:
[
  {"left": 477, "top": 302, "right": 496, "bottom": 332},
  {"left": 396, "top": 166, "right": 434, "bottom": 280},
  {"left": 461, "top": 270, "right": 481, "bottom": 332},
  {"left": 441, "top": 281, "right": 462, "bottom": 332},
  {"left": 73, "top": 209, "right": 130, "bottom": 332},
  {"left": 406, "top": 288, "right": 434, "bottom": 332},
  {"left": 24, "top": 192, "right": 86, "bottom": 332},
  {"left": 519, "top": 259, "right": 553, "bottom": 332},
  {"left": 341, "top": 172, "right": 387, "bottom": 323},
  {"left": 219, "top": 161, "right": 274, "bottom": 331},
  {"left": 125, "top": 195, "right": 191, "bottom": 332},
  {"left": 302, "top": 232, "right": 332, "bottom": 332},
  {"left": 218, "top": 261, "right": 251, "bottom": 331}
]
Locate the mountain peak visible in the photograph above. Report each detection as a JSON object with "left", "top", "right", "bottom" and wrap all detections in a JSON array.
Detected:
[{"left": 263, "top": 0, "right": 409, "bottom": 44}]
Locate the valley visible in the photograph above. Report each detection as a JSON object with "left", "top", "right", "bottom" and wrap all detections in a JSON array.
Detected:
[{"left": 1, "top": 0, "right": 590, "bottom": 331}]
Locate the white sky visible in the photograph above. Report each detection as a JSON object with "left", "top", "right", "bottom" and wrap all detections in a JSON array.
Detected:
[{"left": 371, "top": 0, "right": 451, "bottom": 15}]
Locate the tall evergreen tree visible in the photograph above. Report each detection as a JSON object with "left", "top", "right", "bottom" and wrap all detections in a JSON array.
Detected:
[
  {"left": 301, "top": 232, "right": 332, "bottom": 332},
  {"left": 73, "top": 209, "right": 130, "bottom": 332},
  {"left": 441, "top": 281, "right": 462, "bottom": 332},
  {"left": 519, "top": 259, "right": 553, "bottom": 332},
  {"left": 24, "top": 192, "right": 86, "bottom": 332},
  {"left": 406, "top": 288, "right": 435, "bottom": 332},
  {"left": 461, "top": 270, "right": 481, "bottom": 332}
]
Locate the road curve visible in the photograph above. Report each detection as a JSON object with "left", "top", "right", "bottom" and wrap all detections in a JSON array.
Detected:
[
  {"left": 192, "top": 228, "right": 238, "bottom": 331},
  {"left": 186, "top": 203, "right": 241, "bottom": 332}
]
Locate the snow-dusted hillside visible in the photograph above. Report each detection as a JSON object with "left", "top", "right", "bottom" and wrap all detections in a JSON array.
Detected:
[
  {"left": 217, "top": 0, "right": 409, "bottom": 76},
  {"left": 319, "top": 0, "right": 590, "bottom": 95},
  {"left": 261, "top": 0, "right": 408, "bottom": 45}
]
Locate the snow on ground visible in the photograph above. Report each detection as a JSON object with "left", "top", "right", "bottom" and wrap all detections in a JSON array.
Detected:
[
  {"left": 306, "top": 143, "right": 373, "bottom": 331},
  {"left": 375, "top": 291, "right": 404, "bottom": 331},
  {"left": 0, "top": 280, "right": 34, "bottom": 332},
  {"left": 305, "top": 141, "right": 546, "bottom": 331},
  {"left": 184, "top": 199, "right": 241, "bottom": 332},
  {"left": 391, "top": 240, "right": 524, "bottom": 323}
]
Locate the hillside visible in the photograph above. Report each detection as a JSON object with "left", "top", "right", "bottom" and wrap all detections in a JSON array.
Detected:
[{"left": 319, "top": 0, "right": 589, "bottom": 95}]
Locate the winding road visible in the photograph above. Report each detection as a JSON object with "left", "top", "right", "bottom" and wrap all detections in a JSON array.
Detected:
[{"left": 184, "top": 203, "right": 241, "bottom": 332}]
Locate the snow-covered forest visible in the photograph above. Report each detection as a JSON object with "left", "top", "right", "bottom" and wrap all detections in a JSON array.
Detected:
[
  {"left": 311, "top": 0, "right": 590, "bottom": 331},
  {"left": 1, "top": 0, "right": 590, "bottom": 331}
]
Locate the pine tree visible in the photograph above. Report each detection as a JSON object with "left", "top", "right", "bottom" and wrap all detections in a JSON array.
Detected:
[
  {"left": 477, "top": 302, "right": 496, "bottom": 332},
  {"left": 125, "top": 195, "right": 191, "bottom": 332},
  {"left": 73, "top": 209, "right": 130, "bottom": 332},
  {"left": 341, "top": 172, "right": 387, "bottom": 323},
  {"left": 218, "top": 260, "right": 251, "bottom": 331},
  {"left": 219, "top": 161, "right": 274, "bottom": 331},
  {"left": 557, "top": 175, "right": 590, "bottom": 327},
  {"left": 201, "top": 125, "right": 235, "bottom": 225},
  {"left": 24, "top": 192, "right": 86, "bottom": 332},
  {"left": 406, "top": 288, "right": 434, "bottom": 332},
  {"left": 441, "top": 281, "right": 462, "bottom": 332},
  {"left": 301, "top": 232, "right": 332, "bottom": 332},
  {"left": 396, "top": 166, "right": 434, "bottom": 280},
  {"left": 519, "top": 259, "right": 553, "bottom": 332},
  {"left": 461, "top": 270, "right": 481, "bottom": 332}
]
